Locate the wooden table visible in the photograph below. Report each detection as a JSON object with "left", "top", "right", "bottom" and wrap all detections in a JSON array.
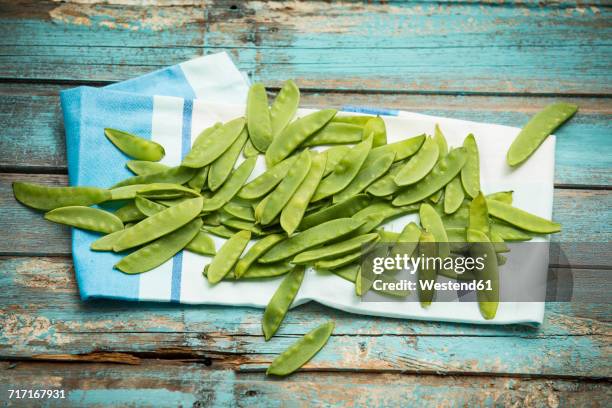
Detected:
[{"left": 1, "top": 1, "right": 610, "bottom": 406}]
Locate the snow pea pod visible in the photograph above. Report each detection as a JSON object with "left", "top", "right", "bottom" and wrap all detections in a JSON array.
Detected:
[
  {"left": 260, "top": 150, "right": 312, "bottom": 225},
  {"left": 270, "top": 79, "right": 300, "bottom": 138},
  {"left": 134, "top": 196, "right": 166, "bottom": 216},
  {"left": 394, "top": 136, "right": 439, "bottom": 186},
  {"left": 486, "top": 199, "right": 561, "bottom": 234},
  {"left": 280, "top": 153, "right": 327, "bottom": 234},
  {"left": 312, "top": 135, "right": 373, "bottom": 201},
  {"left": 331, "top": 115, "right": 372, "bottom": 126},
  {"left": 507, "top": 102, "right": 578, "bottom": 167},
  {"left": 91, "top": 228, "right": 127, "bottom": 251},
  {"left": 235, "top": 234, "right": 285, "bottom": 278},
  {"left": 201, "top": 157, "right": 257, "bottom": 212},
  {"left": 126, "top": 160, "right": 170, "bottom": 176},
  {"left": 486, "top": 191, "right": 513, "bottom": 205},
  {"left": 419, "top": 203, "right": 450, "bottom": 259},
  {"left": 260, "top": 218, "right": 366, "bottom": 263},
  {"left": 429, "top": 125, "right": 449, "bottom": 203},
  {"left": 393, "top": 147, "right": 467, "bottom": 206},
  {"left": 207, "top": 230, "right": 251, "bottom": 284},
  {"left": 332, "top": 151, "right": 394, "bottom": 203},
  {"left": 363, "top": 116, "right": 387, "bottom": 147},
  {"left": 326, "top": 264, "right": 360, "bottom": 283},
  {"left": 204, "top": 225, "right": 236, "bottom": 239},
  {"left": 468, "top": 192, "right": 490, "bottom": 235},
  {"left": 303, "top": 122, "right": 363, "bottom": 147},
  {"left": 444, "top": 176, "right": 464, "bottom": 214},
  {"left": 114, "top": 202, "right": 145, "bottom": 223},
  {"left": 238, "top": 155, "right": 298, "bottom": 200},
  {"left": 104, "top": 128, "right": 165, "bottom": 161},
  {"left": 187, "top": 166, "right": 209, "bottom": 192},
  {"left": 490, "top": 220, "right": 532, "bottom": 241},
  {"left": 266, "top": 109, "right": 337, "bottom": 166},
  {"left": 314, "top": 247, "right": 372, "bottom": 270},
  {"left": 112, "top": 166, "right": 196, "bottom": 188},
  {"left": 370, "top": 134, "right": 425, "bottom": 162},
  {"left": 185, "top": 229, "right": 216, "bottom": 256},
  {"left": 12, "top": 182, "right": 111, "bottom": 211},
  {"left": 262, "top": 265, "right": 306, "bottom": 340},
  {"left": 389, "top": 222, "right": 421, "bottom": 258},
  {"left": 417, "top": 231, "right": 437, "bottom": 308},
  {"left": 461, "top": 134, "right": 480, "bottom": 198},
  {"left": 267, "top": 321, "right": 334, "bottom": 376},
  {"left": 203, "top": 262, "right": 292, "bottom": 281},
  {"left": 182, "top": 118, "right": 245, "bottom": 168},
  {"left": 113, "top": 196, "right": 203, "bottom": 251},
  {"left": 467, "top": 229, "right": 499, "bottom": 320},
  {"left": 321, "top": 145, "right": 350, "bottom": 176},
  {"left": 115, "top": 218, "right": 202, "bottom": 274},
  {"left": 299, "top": 194, "right": 370, "bottom": 230},
  {"left": 223, "top": 202, "right": 255, "bottom": 222},
  {"left": 293, "top": 233, "right": 379, "bottom": 264},
  {"left": 208, "top": 128, "right": 248, "bottom": 191},
  {"left": 222, "top": 218, "right": 264, "bottom": 236},
  {"left": 111, "top": 183, "right": 199, "bottom": 201},
  {"left": 44, "top": 206, "right": 123, "bottom": 234},
  {"left": 243, "top": 139, "right": 260, "bottom": 158},
  {"left": 247, "top": 83, "right": 273, "bottom": 151},
  {"left": 366, "top": 164, "right": 402, "bottom": 197}
]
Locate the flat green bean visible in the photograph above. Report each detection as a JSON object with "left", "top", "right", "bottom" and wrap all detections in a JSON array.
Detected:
[
  {"left": 45, "top": 206, "right": 123, "bottom": 234},
  {"left": 201, "top": 157, "right": 257, "bottom": 212},
  {"left": 13, "top": 182, "right": 111, "bottom": 211},
  {"left": 247, "top": 83, "right": 273, "bottom": 151},
  {"left": 104, "top": 128, "right": 165, "bottom": 161},
  {"left": 207, "top": 230, "right": 251, "bottom": 284},
  {"left": 262, "top": 265, "right": 306, "bottom": 340}
]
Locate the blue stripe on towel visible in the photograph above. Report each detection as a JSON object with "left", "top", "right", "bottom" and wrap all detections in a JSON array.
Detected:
[{"left": 341, "top": 105, "right": 399, "bottom": 117}]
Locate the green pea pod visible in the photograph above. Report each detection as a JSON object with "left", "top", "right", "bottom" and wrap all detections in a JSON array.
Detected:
[
  {"left": 266, "top": 321, "right": 334, "bottom": 376},
  {"left": 394, "top": 136, "right": 439, "bottom": 186},
  {"left": 370, "top": 134, "right": 425, "bottom": 162},
  {"left": 293, "top": 233, "right": 379, "bottom": 264},
  {"left": 486, "top": 199, "right": 560, "bottom": 234},
  {"left": 260, "top": 150, "right": 312, "bottom": 225},
  {"left": 312, "top": 135, "right": 373, "bottom": 201},
  {"left": 429, "top": 125, "right": 449, "bottom": 203},
  {"left": 333, "top": 151, "right": 394, "bottom": 204},
  {"left": 417, "top": 231, "right": 437, "bottom": 308},
  {"left": 467, "top": 229, "right": 499, "bottom": 320},
  {"left": 363, "top": 116, "right": 387, "bottom": 147},
  {"left": 110, "top": 183, "right": 199, "bottom": 201},
  {"left": 326, "top": 264, "right": 360, "bottom": 283},
  {"left": 490, "top": 221, "right": 532, "bottom": 241},
  {"left": 104, "top": 128, "right": 165, "bottom": 161},
  {"left": 203, "top": 262, "right": 292, "bottom": 281},
  {"left": 201, "top": 157, "right": 257, "bottom": 212},
  {"left": 114, "top": 201, "right": 145, "bottom": 223},
  {"left": 468, "top": 192, "right": 490, "bottom": 235},
  {"left": 207, "top": 230, "right": 251, "bottom": 284},
  {"left": 204, "top": 225, "right": 236, "bottom": 239},
  {"left": 321, "top": 145, "right": 350, "bottom": 176},
  {"left": 44, "top": 206, "right": 123, "bottom": 234},
  {"left": 246, "top": 83, "right": 273, "bottom": 151},
  {"left": 314, "top": 249, "right": 369, "bottom": 270},
  {"left": 134, "top": 196, "right": 167, "bottom": 216},
  {"left": 238, "top": 155, "right": 298, "bottom": 200},
  {"left": 187, "top": 166, "right": 209, "bottom": 193},
  {"left": 303, "top": 122, "right": 363, "bottom": 147},
  {"left": 222, "top": 202, "right": 255, "bottom": 222},
  {"left": 113, "top": 166, "right": 197, "bottom": 189},
  {"left": 243, "top": 139, "right": 260, "bottom": 158},
  {"left": 331, "top": 115, "right": 372, "bottom": 126},
  {"left": 419, "top": 203, "right": 449, "bottom": 259},
  {"left": 486, "top": 191, "right": 513, "bottom": 205},
  {"left": 185, "top": 229, "right": 216, "bottom": 256},
  {"left": 113, "top": 197, "right": 203, "bottom": 251},
  {"left": 13, "top": 182, "right": 111, "bottom": 211},
  {"left": 366, "top": 165, "right": 402, "bottom": 197},
  {"left": 393, "top": 147, "right": 467, "bottom": 206},
  {"left": 91, "top": 229, "right": 127, "bottom": 251},
  {"left": 270, "top": 80, "right": 300, "bottom": 138},
  {"left": 182, "top": 118, "right": 245, "bottom": 168},
  {"left": 208, "top": 128, "right": 248, "bottom": 191},
  {"left": 115, "top": 218, "right": 202, "bottom": 274},
  {"left": 507, "top": 102, "right": 578, "bottom": 167},
  {"left": 299, "top": 194, "right": 371, "bottom": 230},
  {"left": 280, "top": 153, "right": 327, "bottom": 234},
  {"left": 266, "top": 109, "right": 337, "bottom": 166},
  {"left": 443, "top": 176, "right": 464, "bottom": 214},
  {"left": 235, "top": 234, "right": 285, "bottom": 278},
  {"left": 389, "top": 222, "right": 421, "bottom": 258},
  {"left": 126, "top": 160, "right": 170, "bottom": 176},
  {"left": 262, "top": 265, "right": 306, "bottom": 340},
  {"left": 260, "top": 218, "right": 366, "bottom": 263},
  {"left": 461, "top": 134, "right": 480, "bottom": 198}
]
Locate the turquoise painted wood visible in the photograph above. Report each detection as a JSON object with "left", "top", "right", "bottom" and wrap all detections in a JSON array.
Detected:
[{"left": 0, "top": 0, "right": 610, "bottom": 405}]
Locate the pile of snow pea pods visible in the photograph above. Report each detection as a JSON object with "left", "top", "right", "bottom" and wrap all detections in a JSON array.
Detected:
[{"left": 13, "top": 80, "right": 577, "bottom": 376}]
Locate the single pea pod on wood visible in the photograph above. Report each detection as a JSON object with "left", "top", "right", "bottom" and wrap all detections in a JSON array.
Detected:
[
  {"left": 266, "top": 109, "right": 337, "bottom": 166},
  {"left": 126, "top": 160, "right": 170, "bottom": 176},
  {"left": 206, "top": 230, "right": 251, "bottom": 284},
  {"left": 115, "top": 218, "right": 202, "bottom": 274},
  {"left": 262, "top": 265, "right": 306, "bottom": 340},
  {"left": 507, "top": 102, "right": 578, "bottom": 167},
  {"left": 467, "top": 229, "right": 499, "bottom": 320},
  {"left": 182, "top": 118, "right": 245, "bottom": 168},
  {"left": 461, "top": 134, "right": 481, "bottom": 198},
  {"left": 486, "top": 199, "right": 560, "bottom": 234},
  {"left": 113, "top": 196, "right": 203, "bottom": 251},
  {"left": 392, "top": 147, "right": 467, "bottom": 206},
  {"left": 394, "top": 136, "right": 439, "bottom": 186},
  {"left": 13, "top": 182, "right": 111, "bottom": 211},
  {"left": 104, "top": 128, "right": 165, "bottom": 161},
  {"left": 266, "top": 321, "right": 335, "bottom": 377},
  {"left": 270, "top": 79, "right": 300, "bottom": 138},
  {"left": 44, "top": 206, "right": 123, "bottom": 234},
  {"left": 246, "top": 83, "right": 273, "bottom": 152}
]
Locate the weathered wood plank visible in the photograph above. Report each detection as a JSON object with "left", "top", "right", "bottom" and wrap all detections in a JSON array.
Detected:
[
  {"left": 1, "top": 362, "right": 609, "bottom": 408},
  {"left": 0, "top": 1, "right": 610, "bottom": 94},
  {"left": 1, "top": 256, "right": 610, "bottom": 377},
  {"left": 0, "top": 85, "right": 610, "bottom": 186},
  {"left": 2, "top": 173, "right": 609, "bottom": 265}
]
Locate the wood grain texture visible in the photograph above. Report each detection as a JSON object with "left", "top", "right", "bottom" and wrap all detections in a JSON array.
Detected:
[
  {"left": 1, "top": 362, "right": 610, "bottom": 408},
  {"left": 0, "top": 1, "right": 610, "bottom": 94},
  {"left": 0, "top": 85, "right": 610, "bottom": 186}
]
